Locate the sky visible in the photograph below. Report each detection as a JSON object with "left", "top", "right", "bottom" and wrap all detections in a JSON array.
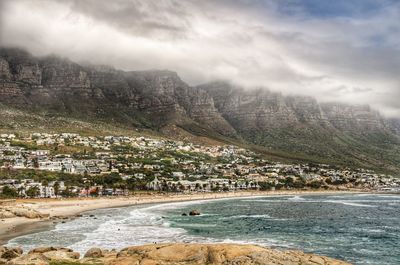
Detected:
[{"left": 1, "top": 0, "right": 400, "bottom": 117}]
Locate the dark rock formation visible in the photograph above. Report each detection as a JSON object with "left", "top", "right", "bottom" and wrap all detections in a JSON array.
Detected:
[
  {"left": 0, "top": 246, "right": 23, "bottom": 260},
  {"left": 189, "top": 210, "right": 200, "bottom": 216}
]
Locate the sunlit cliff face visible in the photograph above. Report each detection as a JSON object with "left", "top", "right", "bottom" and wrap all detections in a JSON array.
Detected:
[{"left": 1, "top": 0, "right": 399, "bottom": 117}]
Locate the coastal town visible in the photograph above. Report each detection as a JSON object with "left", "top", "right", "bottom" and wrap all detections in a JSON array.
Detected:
[{"left": 0, "top": 132, "right": 399, "bottom": 199}]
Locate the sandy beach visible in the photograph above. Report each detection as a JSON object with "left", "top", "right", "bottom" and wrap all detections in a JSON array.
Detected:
[{"left": 0, "top": 189, "right": 362, "bottom": 245}]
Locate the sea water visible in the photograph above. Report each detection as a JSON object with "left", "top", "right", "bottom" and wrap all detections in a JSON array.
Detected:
[{"left": 7, "top": 194, "right": 400, "bottom": 264}]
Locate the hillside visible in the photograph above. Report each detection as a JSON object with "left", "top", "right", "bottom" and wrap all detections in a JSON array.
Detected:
[{"left": 1, "top": 47, "right": 400, "bottom": 173}]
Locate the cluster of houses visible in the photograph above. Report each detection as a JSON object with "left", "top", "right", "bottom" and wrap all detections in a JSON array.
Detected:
[
  {"left": 0, "top": 178, "right": 63, "bottom": 198},
  {"left": 0, "top": 133, "right": 399, "bottom": 198}
]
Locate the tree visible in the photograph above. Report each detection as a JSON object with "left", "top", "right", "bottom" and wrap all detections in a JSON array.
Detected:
[
  {"left": 284, "top": 177, "right": 295, "bottom": 188},
  {"left": 159, "top": 180, "right": 168, "bottom": 193},
  {"left": 26, "top": 186, "right": 40, "bottom": 198},
  {"left": 54, "top": 181, "right": 60, "bottom": 197},
  {"left": 1, "top": 186, "right": 18, "bottom": 198},
  {"left": 42, "top": 179, "right": 49, "bottom": 187},
  {"left": 61, "top": 186, "right": 76, "bottom": 197},
  {"left": 178, "top": 183, "right": 185, "bottom": 192},
  {"left": 104, "top": 173, "right": 123, "bottom": 187},
  {"left": 309, "top": 180, "right": 322, "bottom": 189},
  {"left": 259, "top": 182, "right": 273, "bottom": 191},
  {"left": 293, "top": 178, "right": 306, "bottom": 189},
  {"left": 127, "top": 178, "right": 137, "bottom": 193},
  {"left": 32, "top": 157, "right": 39, "bottom": 168}
]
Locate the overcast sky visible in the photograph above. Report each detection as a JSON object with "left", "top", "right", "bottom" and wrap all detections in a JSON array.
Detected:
[{"left": 1, "top": 0, "right": 400, "bottom": 117}]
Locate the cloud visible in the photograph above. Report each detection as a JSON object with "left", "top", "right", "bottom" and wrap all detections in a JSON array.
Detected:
[{"left": 1, "top": 0, "right": 399, "bottom": 117}]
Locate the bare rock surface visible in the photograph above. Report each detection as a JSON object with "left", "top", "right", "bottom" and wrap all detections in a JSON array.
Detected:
[
  {"left": 0, "top": 246, "right": 23, "bottom": 261},
  {"left": 2, "top": 243, "right": 352, "bottom": 265},
  {"left": 0, "top": 206, "right": 48, "bottom": 220},
  {"left": 84, "top": 247, "right": 104, "bottom": 258}
]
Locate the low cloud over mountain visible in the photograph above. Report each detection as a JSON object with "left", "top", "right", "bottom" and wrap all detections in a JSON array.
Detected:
[{"left": 1, "top": 0, "right": 400, "bottom": 117}]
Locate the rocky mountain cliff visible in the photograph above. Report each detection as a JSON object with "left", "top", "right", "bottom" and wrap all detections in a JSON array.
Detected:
[
  {"left": 1, "top": 47, "right": 400, "bottom": 172},
  {"left": 200, "top": 81, "right": 400, "bottom": 171},
  {"left": 200, "top": 81, "right": 392, "bottom": 133},
  {"left": 0, "top": 48, "right": 235, "bottom": 136}
]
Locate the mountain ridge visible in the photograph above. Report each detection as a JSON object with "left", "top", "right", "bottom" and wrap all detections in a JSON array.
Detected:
[{"left": 1, "top": 47, "right": 399, "bottom": 173}]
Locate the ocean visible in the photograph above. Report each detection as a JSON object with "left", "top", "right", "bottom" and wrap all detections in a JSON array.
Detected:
[{"left": 7, "top": 194, "right": 400, "bottom": 264}]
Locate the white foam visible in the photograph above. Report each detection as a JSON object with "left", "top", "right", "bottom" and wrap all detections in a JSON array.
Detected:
[
  {"left": 174, "top": 223, "right": 217, "bottom": 228},
  {"left": 376, "top": 195, "right": 400, "bottom": 199},
  {"left": 324, "top": 200, "right": 377, "bottom": 208},
  {"left": 221, "top": 214, "right": 271, "bottom": 220},
  {"left": 240, "top": 199, "right": 287, "bottom": 203},
  {"left": 288, "top": 196, "right": 305, "bottom": 201}
]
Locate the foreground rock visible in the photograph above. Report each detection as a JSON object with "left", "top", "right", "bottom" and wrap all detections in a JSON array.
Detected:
[
  {"left": 2, "top": 243, "right": 352, "bottom": 265},
  {"left": 0, "top": 246, "right": 23, "bottom": 261}
]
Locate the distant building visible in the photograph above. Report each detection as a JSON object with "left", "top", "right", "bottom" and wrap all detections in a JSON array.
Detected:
[{"left": 147, "top": 176, "right": 161, "bottom": 190}]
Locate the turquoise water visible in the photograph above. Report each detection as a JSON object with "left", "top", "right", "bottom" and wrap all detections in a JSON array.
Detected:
[{"left": 8, "top": 194, "right": 400, "bottom": 264}]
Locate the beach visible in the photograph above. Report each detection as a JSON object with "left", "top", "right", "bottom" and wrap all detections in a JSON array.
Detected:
[{"left": 0, "top": 190, "right": 361, "bottom": 245}]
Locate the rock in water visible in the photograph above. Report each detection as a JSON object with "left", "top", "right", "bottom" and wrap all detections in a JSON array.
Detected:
[{"left": 189, "top": 210, "right": 200, "bottom": 216}]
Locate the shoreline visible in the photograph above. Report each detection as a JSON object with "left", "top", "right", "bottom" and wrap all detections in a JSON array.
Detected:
[{"left": 0, "top": 189, "right": 364, "bottom": 245}]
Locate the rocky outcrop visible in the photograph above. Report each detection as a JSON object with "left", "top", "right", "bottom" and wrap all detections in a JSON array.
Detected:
[
  {"left": 2, "top": 243, "right": 352, "bottom": 265},
  {"left": 0, "top": 205, "right": 48, "bottom": 219},
  {"left": 5, "top": 247, "right": 79, "bottom": 265},
  {"left": 189, "top": 210, "right": 201, "bottom": 216},
  {"left": 0, "top": 246, "right": 23, "bottom": 260},
  {"left": 84, "top": 247, "right": 103, "bottom": 258},
  {"left": 320, "top": 103, "right": 385, "bottom": 132}
]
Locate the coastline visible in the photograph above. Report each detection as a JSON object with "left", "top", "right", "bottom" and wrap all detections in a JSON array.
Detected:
[{"left": 0, "top": 189, "right": 363, "bottom": 245}]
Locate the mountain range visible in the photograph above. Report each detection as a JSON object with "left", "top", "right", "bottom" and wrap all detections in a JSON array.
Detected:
[{"left": 1, "top": 47, "right": 399, "bottom": 173}]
